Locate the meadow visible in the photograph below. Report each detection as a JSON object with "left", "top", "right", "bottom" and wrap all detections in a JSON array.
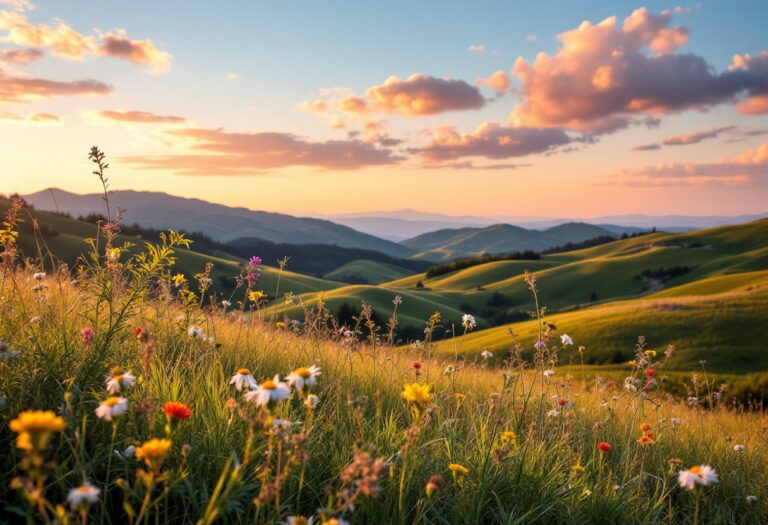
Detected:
[{"left": 1, "top": 186, "right": 768, "bottom": 524}]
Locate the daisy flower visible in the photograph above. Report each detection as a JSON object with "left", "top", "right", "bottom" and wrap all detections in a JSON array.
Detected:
[
  {"left": 187, "top": 326, "right": 204, "bottom": 338},
  {"left": 244, "top": 375, "right": 291, "bottom": 407},
  {"left": 733, "top": 444, "right": 746, "bottom": 452},
  {"left": 286, "top": 365, "right": 321, "bottom": 391},
  {"left": 480, "top": 350, "right": 494, "bottom": 359},
  {"left": 95, "top": 397, "right": 129, "bottom": 421},
  {"left": 678, "top": 465, "right": 719, "bottom": 491},
  {"left": 67, "top": 482, "right": 100, "bottom": 508},
  {"left": 461, "top": 314, "right": 476, "bottom": 330},
  {"left": 282, "top": 516, "right": 314, "bottom": 525},
  {"left": 560, "top": 334, "right": 573, "bottom": 346},
  {"left": 106, "top": 371, "right": 136, "bottom": 394},
  {"left": 543, "top": 369, "right": 555, "bottom": 377},
  {"left": 33, "top": 272, "right": 47, "bottom": 281},
  {"left": 230, "top": 368, "right": 258, "bottom": 391}
]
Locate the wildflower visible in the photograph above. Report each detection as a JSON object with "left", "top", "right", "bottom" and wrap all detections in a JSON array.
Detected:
[
  {"left": 461, "top": 313, "right": 476, "bottom": 330},
  {"left": 248, "top": 256, "right": 262, "bottom": 266},
  {"left": 571, "top": 464, "right": 585, "bottom": 474},
  {"left": 230, "top": 368, "right": 258, "bottom": 391},
  {"left": 733, "top": 444, "right": 746, "bottom": 452},
  {"left": 172, "top": 273, "right": 186, "bottom": 287},
  {"left": 534, "top": 340, "right": 547, "bottom": 351},
  {"left": 501, "top": 431, "right": 516, "bottom": 445},
  {"left": 221, "top": 300, "right": 232, "bottom": 308},
  {"left": 135, "top": 438, "right": 172, "bottom": 469},
  {"left": 393, "top": 295, "right": 402, "bottom": 305},
  {"left": 747, "top": 495, "right": 758, "bottom": 503},
  {"left": 187, "top": 325, "right": 204, "bottom": 338},
  {"left": 425, "top": 474, "right": 444, "bottom": 498},
  {"left": 276, "top": 321, "right": 286, "bottom": 328},
  {"left": 411, "top": 361, "right": 422, "bottom": 370},
  {"left": 67, "top": 482, "right": 101, "bottom": 509},
  {"left": 81, "top": 326, "right": 94, "bottom": 344},
  {"left": 0, "top": 341, "right": 19, "bottom": 361},
  {"left": 9, "top": 410, "right": 66, "bottom": 452},
  {"left": 248, "top": 290, "right": 266, "bottom": 303},
  {"left": 286, "top": 365, "right": 321, "bottom": 391},
  {"left": 639, "top": 422, "right": 652, "bottom": 432},
  {"left": 560, "top": 334, "right": 573, "bottom": 346},
  {"left": 547, "top": 409, "right": 560, "bottom": 418},
  {"left": 304, "top": 394, "right": 320, "bottom": 410},
  {"left": 282, "top": 516, "right": 314, "bottom": 525},
  {"left": 638, "top": 434, "right": 655, "bottom": 446},
  {"left": 95, "top": 397, "right": 129, "bottom": 421},
  {"left": 245, "top": 375, "right": 291, "bottom": 407},
  {"left": 543, "top": 369, "right": 555, "bottom": 377},
  {"left": 481, "top": 350, "right": 494, "bottom": 359},
  {"left": 448, "top": 463, "right": 469, "bottom": 477},
  {"left": 645, "top": 368, "right": 656, "bottom": 377},
  {"left": 323, "top": 519, "right": 350, "bottom": 525},
  {"left": 670, "top": 417, "right": 681, "bottom": 425},
  {"left": 401, "top": 383, "right": 432, "bottom": 418},
  {"left": 644, "top": 350, "right": 657, "bottom": 358},
  {"left": 33, "top": 272, "right": 47, "bottom": 281},
  {"left": 163, "top": 401, "right": 192, "bottom": 420},
  {"left": 581, "top": 488, "right": 592, "bottom": 498},
  {"left": 678, "top": 465, "right": 719, "bottom": 491},
  {"left": 106, "top": 371, "right": 136, "bottom": 394},
  {"left": 246, "top": 272, "right": 260, "bottom": 286},
  {"left": 598, "top": 442, "right": 612, "bottom": 452},
  {"left": 107, "top": 247, "right": 121, "bottom": 262},
  {"left": 114, "top": 445, "right": 136, "bottom": 459}
]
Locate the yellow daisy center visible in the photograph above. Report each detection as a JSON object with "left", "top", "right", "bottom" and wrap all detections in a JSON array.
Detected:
[
  {"left": 104, "top": 397, "right": 121, "bottom": 407},
  {"left": 75, "top": 486, "right": 93, "bottom": 493},
  {"left": 237, "top": 368, "right": 251, "bottom": 375},
  {"left": 295, "top": 367, "right": 311, "bottom": 378},
  {"left": 261, "top": 380, "right": 277, "bottom": 390},
  {"left": 690, "top": 466, "right": 702, "bottom": 475}
]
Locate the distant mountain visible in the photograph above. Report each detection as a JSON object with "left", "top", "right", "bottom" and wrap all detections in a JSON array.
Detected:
[
  {"left": 401, "top": 222, "right": 618, "bottom": 261},
  {"left": 24, "top": 189, "right": 414, "bottom": 258}
]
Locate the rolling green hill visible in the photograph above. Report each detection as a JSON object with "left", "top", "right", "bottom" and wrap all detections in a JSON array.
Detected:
[
  {"left": 323, "top": 259, "right": 415, "bottom": 284},
  {"left": 401, "top": 222, "right": 618, "bottom": 261}
]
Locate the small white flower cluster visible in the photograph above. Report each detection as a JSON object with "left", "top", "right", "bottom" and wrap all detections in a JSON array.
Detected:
[{"left": 230, "top": 365, "right": 322, "bottom": 410}]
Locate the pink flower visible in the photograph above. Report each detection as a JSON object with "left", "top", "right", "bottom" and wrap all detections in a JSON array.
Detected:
[
  {"left": 246, "top": 272, "right": 260, "bottom": 286},
  {"left": 81, "top": 327, "right": 94, "bottom": 345},
  {"left": 249, "top": 256, "right": 262, "bottom": 267}
]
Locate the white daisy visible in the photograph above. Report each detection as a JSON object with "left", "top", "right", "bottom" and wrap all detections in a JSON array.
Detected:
[
  {"left": 282, "top": 515, "right": 314, "bottom": 525},
  {"left": 33, "top": 272, "right": 47, "bottom": 281},
  {"left": 480, "top": 350, "right": 494, "bottom": 359},
  {"left": 244, "top": 375, "right": 291, "bottom": 407},
  {"left": 95, "top": 397, "right": 129, "bottom": 421},
  {"left": 677, "top": 465, "right": 719, "bottom": 491},
  {"left": 187, "top": 326, "right": 204, "bottom": 338},
  {"left": 105, "top": 371, "right": 136, "bottom": 394},
  {"left": 286, "top": 365, "right": 321, "bottom": 391},
  {"left": 733, "top": 444, "right": 746, "bottom": 452},
  {"left": 67, "top": 482, "right": 101, "bottom": 508},
  {"left": 230, "top": 368, "right": 258, "bottom": 391},
  {"left": 461, "top": 314, "right": 476, "bottom": 330},
  {"left": 747, "top": 495, "right": 758, "bottom": 503},
  {"left": 543, "top": 369, "right": 555, "bottom": 377},
  {"left": 560, "top": 334, "right": 573, "bottom": 346}
]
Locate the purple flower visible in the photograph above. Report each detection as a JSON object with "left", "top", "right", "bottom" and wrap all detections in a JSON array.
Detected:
[
  {"left": 246, "top": 272, "right": 260, "bottom": 286},
  {"left": 81, "top": 326, "right": 94, "bottom": 345},
  {"left": 534, "top": 340, "right": 547, "bottom": 351},
  {"left": 249, "top": 256, "right": 262, "bottom": 267}
]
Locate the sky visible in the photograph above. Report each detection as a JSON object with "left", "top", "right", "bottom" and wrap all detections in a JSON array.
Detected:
[{"left": 1, "top": 0, "right": 767, "bottom": 218}]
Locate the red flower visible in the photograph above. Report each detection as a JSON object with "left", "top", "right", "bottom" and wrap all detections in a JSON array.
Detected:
[
  {"left": 598, "top": 442, "right": 612, "bottom": 452},
  {"left": 412, "top": 361, "right": 422, "bottom": 370},
  {"left": 134, "top": 326, "right": 144, "bottom": 337},
  {"left": 558, "top": 398, "right": 568, "bottom": 406},
  {"left": 645, "top": 368, "right": 656, "bottom": 377},
  {"left": 163, "top": 401, "right": 192, "bottom": 420}
]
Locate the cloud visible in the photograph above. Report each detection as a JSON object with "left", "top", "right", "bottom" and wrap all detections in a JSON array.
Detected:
[
  {"left": 426, "top": 160, "right": 531, "bottom": 170},
  {"left": 0, "top": 46, "right": 41, "bottom": 63},
  {"left": 122, "top": 127, "right": 403, "bottom": 175},
  {"left": 510, "top": 8, "right": 768, "bottom": 133},
  {"left": 525, "top": 35, "right": 537, "bottom": 42},
  {"left": 0, "top": 109, "right": 59, "bottom": 123},
  {"left": 617, "top": 143, "right": 768, "bottom": 186},
  {"left": 226, "top": 72, "right": 238, "bottom": 81},
  {"left": 0, "top": 10, "right": 171, "bottom": 72},
  {"left": 633, "top": 143, "right": 661, "bottom": 151},
  {"left": 96, "top": 30, "right": 170, "bottom": 73},
  {"left": 468, "top": 44, "right": 486, "bottom": 53},
  {"left": 0, "top": 0, "right": 33, "bottom": 11},
  {"left": 662, "top": 125, "right": 736, "bottom": 146},
  {"left": 97, "top": 109, "right": 186, "bottom": 124},
  {"left": 414, "top": 122, "right": 572, "bottom": 162},
  {"left": 476, "top": 70, "right": 510, "bottom": 93},
  {"left": 365, "top": 74, "right": 486, "bottom": 116},
  {"left": 0, "top": 69, "right": 111, "bottom": 102}
]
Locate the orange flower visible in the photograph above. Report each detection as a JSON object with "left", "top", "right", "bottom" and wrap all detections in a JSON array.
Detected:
[
  {"left": 639, "top": 422, "right": 652, "bottom": 432},
  {"left": 638, "top": 434, "right": 656, "bottom": 446},
  {"left": 598, "top": 442, "right": 612, "bottom": 452},
  {"left": 163, "top": 401, "right": 192, "bottom": 420}
]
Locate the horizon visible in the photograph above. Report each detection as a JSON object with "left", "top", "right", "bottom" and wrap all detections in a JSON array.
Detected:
[{"left": 2, "top": 1, "right": 768, "bottom": 217}]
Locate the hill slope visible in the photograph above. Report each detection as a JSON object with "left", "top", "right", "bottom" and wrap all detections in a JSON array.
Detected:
[
  {"left": 24, "top": 189, "right": 414, "bottom": 258},
  {"left": 402, "top": 222, "right": 617, "bottom": 261},
  {"left": 323, "top": 259, "right": 415, "bottom": 284}
]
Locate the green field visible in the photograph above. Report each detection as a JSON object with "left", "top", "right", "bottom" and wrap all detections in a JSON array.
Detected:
[{"left": 323, "top": 259, "right": 414, "bottom": 284}]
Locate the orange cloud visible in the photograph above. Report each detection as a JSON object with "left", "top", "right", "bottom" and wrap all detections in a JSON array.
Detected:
[
  {"left": 122, "top": 127, "right": 403, "bottom": 175},
  {"left": 338, "top": 96, "right": 368, "bottom": 115},
  {"left": 618, "top": 143, "right": 768, "bottom": 186},
  {"left": 365, "top": 74, "right": 486, "bottom": 116},
  {"left": 662, "top": 126, "right": 736, "bottom": 146},
  {"left": 96, "top": 30, "right": 170, "bottom": 74},
  {"left": 510, "top": 8, "right": 768, "bottom": 133},
  {"left": 0, "top": 109, "right": 59, "bottom": 122},
  {"left": 0, "top": 69, "right": 111, "bottom": 102},
  {"left": 0, "top": 10, "right": 170, "bottom": 72},
  {"left": 0, "top": 47, "right": 42, "bottom": 63},
  {"left": 97, "top": 109, "right": 185, "bottom": 124},
  {"left": 476, "top": 70, "right": 510, "bottom": 93},
  {"left": 414, "top": 122, "right": 571, "bottom": 162}
]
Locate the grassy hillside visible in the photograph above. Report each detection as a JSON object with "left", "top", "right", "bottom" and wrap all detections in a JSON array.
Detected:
[
  {"left": 402, "top": 222, "right": 617, "bottom": 261},
  {"left": 323, "top": 259, "right": 415, "bottom": 284}
]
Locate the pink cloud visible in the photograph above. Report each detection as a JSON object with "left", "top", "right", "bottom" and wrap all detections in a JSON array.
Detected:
[
  {"left": 618, "top": 143, "right": 768, "bottom": 186},
  {"left": 0, "top": 47, "right": 42, "bottom": 63},
  {"left": 96, "top": 30, "right": 170, "bottom": 73},
  {"left": 633, "top": 143, "right": 661, "bottom": 151},
  {"left": 662, "top": 125, "right": 736, "bottom": 146},
  {"left": 365, "top": 74, "right": 486, "bottom": 116},
  {"left": 0, "top": 69, "right": 111, "bottom": 102},
  {"left": 477, "top": 70, "right": 510, "bottom": 93},
  {"left": 510, "top": 8, "right": 768, "bottom": 133},
  {"left": 414, "top": 122, "right": 571, "bottom": 162},
  {"left": 97, "top": 109, "right": 186, "bottom": 124},
  {"left": 122, "top": 127, "right": 402, "bottom": 175}
]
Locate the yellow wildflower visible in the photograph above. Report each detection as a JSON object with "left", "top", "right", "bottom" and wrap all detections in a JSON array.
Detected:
[
  {"left": 136, "top": 438, "right": 172, "bottom": 469},
  {"left": 9, "top": 410, "right": 66, "bottom": 452},
  {"left": 248, "top": 290, "right": 266, "bottom": 303},
  {"left": 172, "top": 273, "right": 186, "bottom": 287},
  {"left": 571, "top": 464, "right": 585, "bottom": 474},
  {"left": 448, "top": 463, "right": 469, "bottom": 477}
]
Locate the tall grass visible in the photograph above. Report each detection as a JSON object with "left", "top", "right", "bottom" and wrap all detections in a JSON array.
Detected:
[{"left": 0, "top": 153, "right": 766, "bottom": 524}]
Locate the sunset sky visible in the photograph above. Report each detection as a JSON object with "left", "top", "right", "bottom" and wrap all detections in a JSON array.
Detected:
[{"left": 1, "top": 0, "right": 767, "bottom": 218}]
